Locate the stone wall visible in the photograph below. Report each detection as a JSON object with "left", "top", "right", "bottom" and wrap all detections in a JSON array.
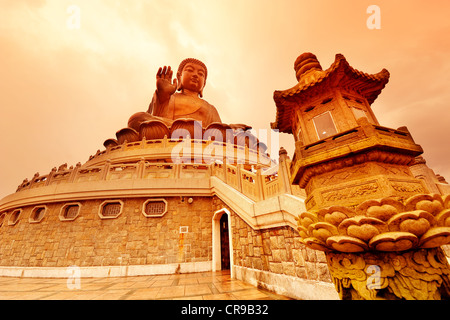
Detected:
[
  {"left": 212, "top": 197, "right": 331, "bottom": 283},
  {"left": 231, "top": 217, "right": 331, "bottom": 283},
  {"left": 0, "top": 197, "right": 214, "bottom": 268}
]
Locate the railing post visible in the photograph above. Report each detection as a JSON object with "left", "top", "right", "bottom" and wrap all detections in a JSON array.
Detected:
[
  {"left": 223, "top": 156, "right": 228, "bottom": 184},
  {"left": 69, "top": 162, "right": 81, "bottom": 183},
  {"left": 207, "top": 163, "right": 213, "bottom": 178},
  {"left": 101, "top": 159, "right": 111, "bottom": 180},
  {"left": 45, "top": 168, "right": 57, "bottom": 186},
  {"left": 175, "top": 163, "right": 181, "bottom": 179},
  {"left": 278, "top": 147, "right": 293, "bottom": 194},
  {"left": 137, "top": 157, "right": 145, "bottom": 179},
  {"left": 255, "top": 165, "right": 264, "bottom": 201},
  {"left": 236, "top": 164, "right": 243, "bottom": 193}
]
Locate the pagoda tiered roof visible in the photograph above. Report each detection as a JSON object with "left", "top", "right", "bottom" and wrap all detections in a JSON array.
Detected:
[{"left": 271, "top": 53, "right": 390, "bottom": 134}]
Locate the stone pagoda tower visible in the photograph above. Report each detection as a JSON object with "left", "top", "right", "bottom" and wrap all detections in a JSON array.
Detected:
[{"left": 272, "top": 53, "right": 450, "bottom": 300}]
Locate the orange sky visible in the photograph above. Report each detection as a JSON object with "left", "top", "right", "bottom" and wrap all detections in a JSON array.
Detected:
[{"left": 1, "top": 0, "right": 450, "bottom": 197}]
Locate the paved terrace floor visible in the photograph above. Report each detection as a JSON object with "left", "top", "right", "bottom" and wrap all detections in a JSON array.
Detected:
[{"left": 0, "top": 270, "right": 293, "bottom": 300}]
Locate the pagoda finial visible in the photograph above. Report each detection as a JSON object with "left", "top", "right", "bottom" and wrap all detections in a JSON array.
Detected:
[{"left": 294, "top": 52, "right": 322, "bottom": 81}]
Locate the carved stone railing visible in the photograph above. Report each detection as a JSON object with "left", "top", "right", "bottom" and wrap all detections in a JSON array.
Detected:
[
  {"left": 210, "top": 161, "right": 305, "bottom": 202},
  {"left": 85, "top": 136, "right": 272, "bottom": 169},
  {"left": 14, "top": 137, "right": 272, "bottom": 192},
  {"left": 12, "top": 144, "right": 304, "bottom": 205}
]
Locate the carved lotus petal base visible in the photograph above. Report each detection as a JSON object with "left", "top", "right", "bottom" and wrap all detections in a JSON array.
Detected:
[
  {"left": 170, "top": 119, "right": 204, "bottom": 140},
  {"left": 436, "top": 209, "right": 450, "bottom": 227},
  {"left": 303, "top": 237, "right": 329, "bottom": 252},
  {"left": 139, "top": 120, "right": 170, "bottom": 140},
  {"left": 419, "top": 227, "right": 450, "bottom": 248},
  {"left": 103, "top": 138, "right": 118, "bottom": 149},
  {"left": 116, "top": 127, "right": 139, "bottom": 144},
  {"left": 204, "top": 122, "right": 232, "bottom": 143},
  {"left": 368, "top": 232, "right": 418, "bottom": 252},
  {"left": 326, "top": 235, "right": 368, "bottom": 253},
  {"left": 234, "top": 130, "right": 259, "bottom": 150},
  {"left": 297, "top": 193, "right": 450, "bottom": 253}
]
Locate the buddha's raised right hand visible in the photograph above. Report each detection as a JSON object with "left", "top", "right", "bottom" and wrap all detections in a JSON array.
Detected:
[{"left": 156, "top": 66, "right": 177, "bottom": 100}]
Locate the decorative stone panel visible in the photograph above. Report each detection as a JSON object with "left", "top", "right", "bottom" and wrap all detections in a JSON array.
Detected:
[
  {"left": 142, "top": 199, "right": 168, "bottom": 218},
  {"left": 8, "top": 209, "right": 22, "bottom": 226},
  {"left": 29, "top": 205, "right": 47, "bottom": 224},
  {"left": 59, "top": 203, "right": 81, "bottom": 221},
  {"left": 98, "top": 200, "right": 124, "bottom": 219}
]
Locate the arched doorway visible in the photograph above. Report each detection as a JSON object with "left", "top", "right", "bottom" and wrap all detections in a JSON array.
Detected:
[
  {"left": 220, "top": 214, "right": 230, "bottom": 270},
  {"left": 212, "top": 208, "right": 234, "bottom": 277}
]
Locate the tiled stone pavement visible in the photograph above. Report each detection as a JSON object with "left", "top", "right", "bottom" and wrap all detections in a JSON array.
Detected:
[{"left": 0, "top": 270, "right": 293, "bottom": 300}]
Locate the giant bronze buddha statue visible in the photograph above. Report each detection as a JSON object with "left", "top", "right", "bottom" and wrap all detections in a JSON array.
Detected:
[
  {"left": 128, "top": 58, "right": 222, "bottom": 130},
  {"left": 107, "top": 58, "right": 259, "bottom": 154}
]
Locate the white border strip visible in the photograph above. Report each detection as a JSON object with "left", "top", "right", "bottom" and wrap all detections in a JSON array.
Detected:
[
  {"left": 234, "top": 265, "right": 339, "bottom": 300},
  {"left": 0, "top": 261, "right": 212, "bottom": 278}
]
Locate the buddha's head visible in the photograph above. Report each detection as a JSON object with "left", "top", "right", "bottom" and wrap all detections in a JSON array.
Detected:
[{"left": 176, "top": 58, "right": 208, "bottom": 97}]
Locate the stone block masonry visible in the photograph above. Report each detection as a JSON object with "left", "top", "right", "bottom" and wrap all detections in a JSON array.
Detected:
[
  {"left": 0, "top": 197, "right": 214, "bottom": 268},
  {"left": 212, "top": 197, "right": 331, "bottom": 283},
  {"left": 231, "top": 217, "right": 331, "bottom": 283}
]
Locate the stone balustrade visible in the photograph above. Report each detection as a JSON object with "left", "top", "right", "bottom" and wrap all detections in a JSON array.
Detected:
[
  {"left": 86, "top": 135, "right": 272, "bottom": 168},
  {"left": 0, "top": 142, "right": 306, "bottom": 218},
  {"left": 12, "top": 137, "right": 299, "bottom": 204},
  {"left": 14, "top": 162, "right": 290, "bottom": 203}
]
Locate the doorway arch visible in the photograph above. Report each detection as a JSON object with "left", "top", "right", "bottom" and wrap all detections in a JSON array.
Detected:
[{"left": 212, "top": 208, "right": 234, "bottom": 277}]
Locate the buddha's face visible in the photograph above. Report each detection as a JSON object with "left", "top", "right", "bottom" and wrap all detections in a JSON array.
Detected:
[{"left": 179, "top": 62, "right": 206, "bottom": 95}]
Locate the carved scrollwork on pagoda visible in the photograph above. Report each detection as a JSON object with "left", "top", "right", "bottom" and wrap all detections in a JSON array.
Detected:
[{"left": 326, "top": 247, "right": 450, "bottom": 300}]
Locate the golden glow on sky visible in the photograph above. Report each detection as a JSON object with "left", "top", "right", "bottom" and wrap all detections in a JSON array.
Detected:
[{"left": 1, "top": 0, "right": 450, "bottom": 196}]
